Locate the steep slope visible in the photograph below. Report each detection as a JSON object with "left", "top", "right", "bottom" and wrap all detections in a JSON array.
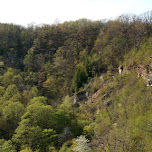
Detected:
[{"left": 0, "top": 12, "right": 152, "bottom": 151}]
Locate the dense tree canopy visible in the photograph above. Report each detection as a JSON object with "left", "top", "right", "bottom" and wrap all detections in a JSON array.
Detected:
[{"left": 0, "top": 12, "right": 152, "bottom": 151}]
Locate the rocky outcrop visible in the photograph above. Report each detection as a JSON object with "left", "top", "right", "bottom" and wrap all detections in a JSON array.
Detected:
[
  {"left": 147, "top": 78, "right": 152, "bottom": 86},
  {"left": 118, "top": 66, "right": 123, "bottom": 74},
  {"left": 73, "top": 91, "right": 88, "bottom": 107}
]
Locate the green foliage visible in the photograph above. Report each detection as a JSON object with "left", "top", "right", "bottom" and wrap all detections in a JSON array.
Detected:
[
  {"left": 3, "top": 84, "right": 19, "bottom": 101},
  {"left": 0, "top": 86, "right": 5, "bottom": 97},
  {"left": 63, "top": 95, "right": 72, "bottom": 108},
  {"left": 53, "top": 109, "right": 71, "bottom": 132},
  {"left": 91, "top": 76, "right": 101, "bottom": 93},
  {"left": 124, "top": 37, "right": 152, "bottom": 66},
  {"left": 22, "top": 103, "right": 54, "bottom": 129},
  {"left": 2, "top": 68, "right": 17, "bottom": 87},
  {"left": 47, "top": 146, "right": 57, "bottom": 152},
  {"left": 22, "top": 86, "right": 39, "bottom": 105},
  {"left": 59, "top": 140, "right": 74, "bottom": 152},
  {"left": 29, "top": 86, "right": 39, "bottom": 99},
  {"left": 71, "top": 64, "right": 88, "bottom": 92},
  {"left": 0, "top": 139, "right": 16, "bottom": 152},
  {"left": 12, "top": 119, "right": 42, "bottom": 151},
  {"left": 83, "top": 124, "right": 94, "bottom": 139},
  {"left": 24, "top": 72, "right": 38, "bottom": 86},
  {"left": 28, "top": 96, "right": 47, "bottom": 105},
  {"left": 43, "top": 76, "right": 60, "bottom": 99},
  {"left": 0, "top": 13, "right": 151, "bottom": 151},
  {"left": 20, "top": 148, "right": 33, "bottom": 152},
  {"left": 2, "top": 102, "right": 25, "bottom": 128},
  {"left": 72, "top": 124, "right": 83, "bottom": 138},
  {"left": 38, "top": 129, "right": 57, "bottom": 151},
  {"left": 0, "top": 118, "right": 11, "bottom": 139},
  {"left": 24, "top": 49, "right": 36, "bottom": 71}
]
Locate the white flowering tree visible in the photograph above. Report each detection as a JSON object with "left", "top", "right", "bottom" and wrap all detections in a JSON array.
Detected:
[{"left": 73, "top": 135, "right": 91, "bottom": 152}]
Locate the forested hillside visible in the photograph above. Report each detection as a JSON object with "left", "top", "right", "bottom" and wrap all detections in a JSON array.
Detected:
[{"left": 0, "top": 12, "right": 152, "bottom": 152}]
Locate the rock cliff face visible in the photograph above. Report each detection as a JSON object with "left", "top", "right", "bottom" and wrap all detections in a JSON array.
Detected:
[
  {"left": 136, "top": 63, "right": 152, "bottom": 79},
  {"left": 120, "top": 57, "right": 152, "bottom": 80},
  {"left": 147, "top": 78, "right": 152, "bottom": 86},
  {"left": 73, "top": 91, "right": 88, "bottom": 106},
  {"left": 118, "top": 66, "right": 123, "bottom": 74}
]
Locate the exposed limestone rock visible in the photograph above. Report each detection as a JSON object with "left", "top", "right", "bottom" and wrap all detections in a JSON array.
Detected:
[{"left": 118, "top": 66, "right": 123, "bottom": 74}]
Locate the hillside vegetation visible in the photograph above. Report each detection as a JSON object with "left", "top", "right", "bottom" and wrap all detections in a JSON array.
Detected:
[{"left": 0, "top": 12, "right": 152, "bottom": 152}]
